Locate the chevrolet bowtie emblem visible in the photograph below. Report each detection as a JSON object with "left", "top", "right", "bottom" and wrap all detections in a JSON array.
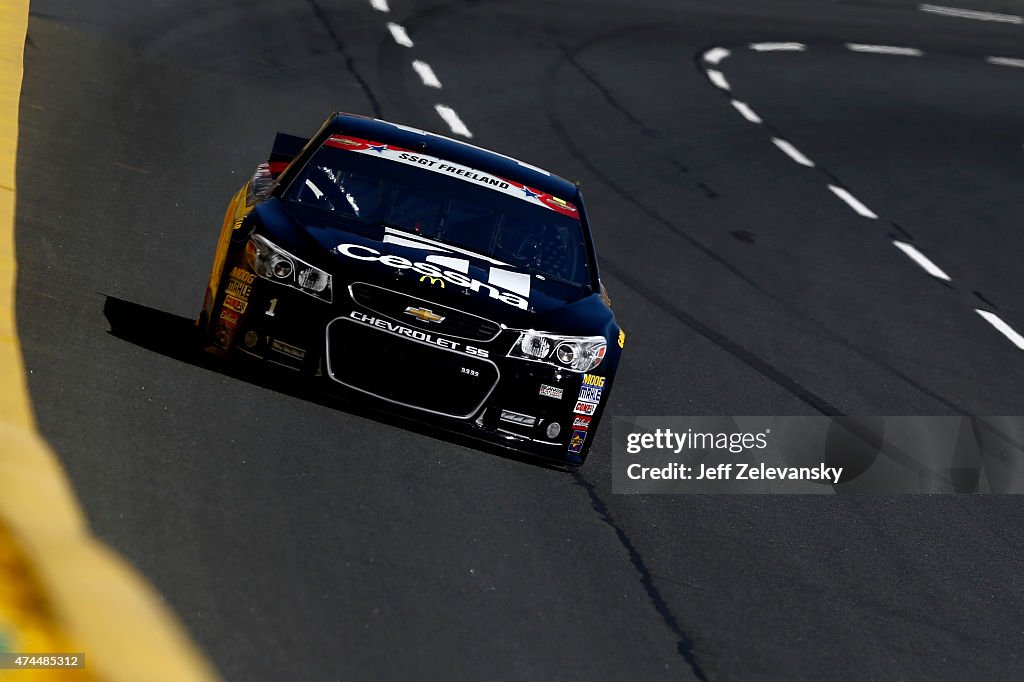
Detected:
[{"left": 404, "top": 306, "right": 445, "bottom": 323}]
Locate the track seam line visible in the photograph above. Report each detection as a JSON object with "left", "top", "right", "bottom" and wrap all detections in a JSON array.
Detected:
[{"left": 919, "top": 4, "right": 1023, "bottom": 24}]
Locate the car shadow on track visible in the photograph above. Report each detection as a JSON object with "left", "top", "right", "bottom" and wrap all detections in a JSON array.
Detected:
[{"left": 102, "top": 296, "right": 572, "bottom": 473}]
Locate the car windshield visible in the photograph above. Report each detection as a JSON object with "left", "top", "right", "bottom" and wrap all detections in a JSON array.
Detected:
[{"left": 284, "top": 138, "right": 591, "bottom": 287}]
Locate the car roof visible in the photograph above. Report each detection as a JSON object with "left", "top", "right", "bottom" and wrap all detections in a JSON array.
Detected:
[{"left": 326, "top": 113, "right": 580, "bottom": 202}]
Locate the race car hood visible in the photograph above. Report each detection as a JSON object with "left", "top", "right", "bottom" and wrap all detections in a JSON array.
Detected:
[{"left": 253, "top": 198, "right": 610, "bottom": 334}]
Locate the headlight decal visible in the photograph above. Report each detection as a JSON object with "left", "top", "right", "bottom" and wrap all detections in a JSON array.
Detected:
[
  {"left": 247, "top": 235, "right": 333, "bottom": 303},
  {"left": 507, "top": 330, "right": 607, "bottom": 373}
]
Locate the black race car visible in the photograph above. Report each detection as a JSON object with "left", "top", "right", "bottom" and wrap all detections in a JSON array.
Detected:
[{"left": 198, "top": 113, "right": 624, "bottom": 466}]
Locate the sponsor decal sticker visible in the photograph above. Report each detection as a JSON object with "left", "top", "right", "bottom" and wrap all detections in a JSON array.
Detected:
[
  {"left": 574, "top": 400, "right": 597, "bottom": 416},
  {"left": 323, "top": 135, "right": 578, "bottom": 218},
  {"left": 224, "top": 295, "right": 248, "bottom": 313},
  {"left": 568, "top": 429, "right": 588, "bottom": 454},
  {"left": 618, "top": 330, "right": 626, "bottom": 348},
  {"left": 226, "top": 278, "right": 252, "bottom": 299},
  {"left": 538, "top": 384, "right": 564, "bottom": 400},
  {"left": 337, "top": 243, "right": 528, "bottom": 310},
  {"left": 572, "top": 415, "right": 591, "bottom": 430},
  {"left": 578, "top": 385, "right": 603, "bottom": 403},
  {"left": 230, "top": 267, "right": 256, "bottom": 285},
  {"left": 219, "top": 309, "right": 240, "bottom": 325},
  {"left": 582, "top": 374, "right": 606, "bottom": 388}
]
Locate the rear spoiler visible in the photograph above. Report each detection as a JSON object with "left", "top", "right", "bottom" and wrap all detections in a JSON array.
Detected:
[{"left": 267, "top": 132, "right": 309, "bottom": 177}]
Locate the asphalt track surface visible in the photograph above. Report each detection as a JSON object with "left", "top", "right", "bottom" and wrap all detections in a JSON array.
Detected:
[{"left": 14, "top": 0, "right": 1024, "bottom": 679}]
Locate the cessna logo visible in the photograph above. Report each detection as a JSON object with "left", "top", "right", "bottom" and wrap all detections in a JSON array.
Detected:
[
  {"left": 337, "top": 243, "right": 529, "bottom": 310},
  {"left": 404, "top": 306, "right": 444, "bottom": 323}
]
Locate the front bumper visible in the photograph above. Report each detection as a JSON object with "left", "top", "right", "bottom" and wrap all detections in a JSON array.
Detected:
[{"left": 204, "top": 264, "right": 610, "bottom": 465}]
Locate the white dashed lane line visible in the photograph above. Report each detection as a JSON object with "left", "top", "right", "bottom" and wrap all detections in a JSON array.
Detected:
[
  {"left": 700, "top": 41, "right": 1024, "bottom": 351},
  {"left": 705, "top": 69, "right": 731, "bottom": 90},
  {"left": 704, "top": 47, "right": 732, "bottom": 65},
  {"left": 375, "top": 5, "right": 471, "bottom": 138},
  {"left": 749, "top": 42, "right": 806, "bottom": 52},
  {"left": 986, "top": 56, "right": 1024, "bottom": 69},
  {"left": 892, "top": 241, "right": 952, "bottom": 281},
  {"left": 771, "top": 138, "right": 815, "bottom": 167},
  {"left": 846, "top": 44, "right": 923, "bottom": 56},
  {"left": 412, "top": 60, "right": 442, "bottom": 88},
  {"left": 435, "top": 104, "right": 473, "bottom": 138},
  {"left": 827, "top": 185, "right": 878, "bottom": 219},
  {"left": 919, "top": 4, "right": 1023, "bottom": 24},
  {"left": 975, "top": 311, "right": 1024, "bottom": 350},
  {"left": 386, "top": 22, "right": 414, "bottom": 47},
  {"left": 730, "top": 100, "right": 762, "bottom": 124}
]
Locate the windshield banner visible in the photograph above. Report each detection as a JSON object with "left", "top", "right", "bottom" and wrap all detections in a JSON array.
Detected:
[{"left": 324, "top": 135, "right": 579, "bottom": 219}]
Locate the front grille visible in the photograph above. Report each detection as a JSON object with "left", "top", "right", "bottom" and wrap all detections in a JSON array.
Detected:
[
  {"left": 349, "top": 282, "right": 501, "bottom": 342},
  {"left": 325, "top": 317, "right": 499, "bottom": 419}
]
